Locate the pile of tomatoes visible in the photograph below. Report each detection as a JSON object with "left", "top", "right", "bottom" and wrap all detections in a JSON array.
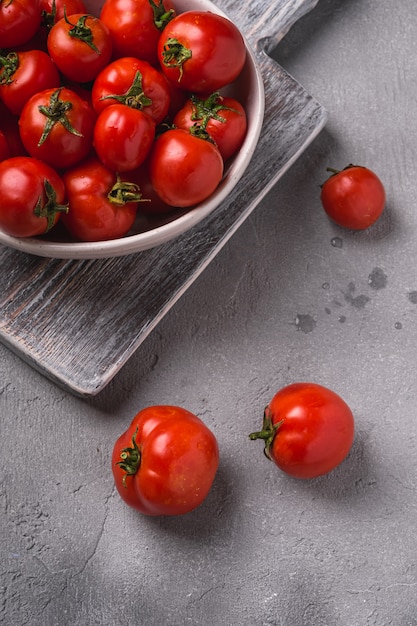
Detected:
[{"left": 0, "top": 0, "right": 248, "bottom": 241}]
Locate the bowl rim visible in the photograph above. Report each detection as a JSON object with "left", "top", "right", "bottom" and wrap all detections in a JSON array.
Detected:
[{"left": 0, "top": 0, "right": 265, "bottom": 259}]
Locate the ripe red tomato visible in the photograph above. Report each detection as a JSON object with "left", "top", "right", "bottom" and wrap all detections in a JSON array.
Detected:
[
  {"left": 112, "top": 405, "right": 219, "bottom": 516},
  {"left": 157, "top": 11, "right": 246, "bottom": 93},
  {"left": 62, "top": 156, "right": 141, "bottom": 241},
  {"left": 320, "top": 164, "right": 386, "bottom": 230},
  {"left": 93, "top": 103, "right": 156, "bottom": 172},
  {"left": 47, "top": 13, "right": 112, "bottom": 83},
  {"left": 0, "top": 0, "right": 41, "bottom": 49},
  {"left": 19, "top": 86, "right": 96, "bottom": 169},
  {"left": 40, "top": 0, "right": 87, "bottom": 28},
  {"left": 249, "top": 383, "right": 355, "bottom": 479},
  {"left": 0, "top": 50, "right": 60, "bottom": 115},
  {"left": 99, "top": 0, "right": 176, "bottom": 66},
  {"left": 0, "top": 156, "right": 67, "bottom": 237},
  {"left": 91, "top": 56, "right": 171, "bottom": 124},
  {"left": 173, "top": 93, "right": 247, "bottom": 161},
  {"left": 149, "top": 128, "right": 224, "bottom": 207}
]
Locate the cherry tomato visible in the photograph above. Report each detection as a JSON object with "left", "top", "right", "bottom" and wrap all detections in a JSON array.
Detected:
[
  {"left": 19, "top": 86, "right": 96, "bottom": 170},
  {"left": 320, "top": 164, "right": 386, "bottom": 230},
  {"left": 0, "top": 156, "right": 67, "bottom": 237},
  {"left": 149, "top": 128, "right": 223, "bottom": 207},
  {"left": 0, "top": 0, "right": 41, "bottom": 49},
  {"left": 0, "top": 129, "right": 10, "bottom": 161},
  {"left": 112, "top": 405, "right": 219, "bottom": 516},
  {"left": 157, "top": 11, "right": 246, "bottom": 93},
  {"left": 91, "top": 56, "right": 171, "bottom": 124},
  {"left": 47, "top": 13, "right": 112, "bottom": 83},
  {"left": 40, "top": 0, "right": 87, "bottom": 29},
  {"left": 0, "top": 50, "right": 60, "bottom": 115},
  {"left": 93, "top": 103, "right": 156, "bottom": 172},
  {"left": 99, "top": 0, "right": 176, "bottom": 66},
  {"left": 249, "top": 383, "right": 355, "bottom": 479},
  {"left": 173, "top": 92, "right": 247, "bottom": 161},
  {"left": 62, "top": 156, "right": 141, "bottom": 241}
]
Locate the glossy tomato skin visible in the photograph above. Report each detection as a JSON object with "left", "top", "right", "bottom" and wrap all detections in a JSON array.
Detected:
[
  {"left": 0, "top": 156, "right": 66, "bottom": 237},
  {"left": 320, "top": 165, "right": 385, "bottom": 230},
  {"left": 0, "top": 0, "right": 41, "bottom": 49},
  {"left": 157, "top": 11, "right": 246, "bottom": 93},
  {"left": 250, "top": 383, "right": 355, "bottom": 479},
  {"left": 100, "top": 0, "right": 176, "bottom": 66},
  {"left": 0, "top": 50, "right": 60, "bottom": 115},
  {"left": 93, "top": 103, "right": 156, "bottom": 172},
  {"left": 173, "top": 94, "right": 247, "bottom": 161},
  {"left": 91, "top": 56, "right": 171, "bottom": 124},
  {"left": 112, "top": 405, "right": 219, "bottom": 516},
  {"left": 62, "top": 156, "right": 140, "bottom": 241},
  {"left": 19, "top": 87, "right": 96, "bottom": 170},
  {"left": 150, "top": 128, "right": 223, "bottom": 207},
  {"left": 47, "top": 13, "right": 112, "bottom": 83}
]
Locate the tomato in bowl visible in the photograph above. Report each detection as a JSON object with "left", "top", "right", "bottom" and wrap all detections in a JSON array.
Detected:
[{"left": 0, "top": 0, "right": 264, "bottom": 259}]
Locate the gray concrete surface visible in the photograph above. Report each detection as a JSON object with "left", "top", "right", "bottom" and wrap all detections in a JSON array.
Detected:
[{"left": 2, "top": 0, "right": 417, "bottom": 624}]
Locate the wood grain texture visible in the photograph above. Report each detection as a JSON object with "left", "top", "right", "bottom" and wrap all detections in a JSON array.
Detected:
[{"left": 0, "top": 0, "right": 326, "bottom": 395}]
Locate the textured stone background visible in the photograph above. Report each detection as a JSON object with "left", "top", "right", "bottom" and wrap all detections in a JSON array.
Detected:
[{"left": 2, "top": 0, "right": 417, "bottom": 624}]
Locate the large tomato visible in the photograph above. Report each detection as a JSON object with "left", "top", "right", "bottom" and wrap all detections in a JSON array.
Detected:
[
  {"left": 0, "top": 156, "right": 67, "bottom": 237},
  {"left": 320, "top": 164, "right": 386, "bottom": 230},
  {"left": 99, "top": 0, "right": 176, "bottom": 65},
  {"left": 62, "top": 156, "right": 141, "bottom": 241},
  {"left": 112, "top": 405, "right": 219, "bottom": 516},
  {"left": 249, "top": 383, "right": 355, "bottom": 479},
  {"left": 93, "top": 103, "right": 155, "bottom": 172},
  {"left": 173, "top": 92, "right": 247, "bottom": 161},
  {"left": 157, "top": 11, "right": 246, "bottom": 93},
  {"left": 47, "top": 13, "right": 112, "bottom": 83},
  {"left": 0, "top": 50, "right": 60, "bottom": 115},
  {"left": 19, "top": 86, "right": 96, "bottom": 169},
  {"left": 0, "top": 0, "right": 41, "bottom": 49},
  {"left": 149, "top": 128, "right": 223, "bottom": 207}
]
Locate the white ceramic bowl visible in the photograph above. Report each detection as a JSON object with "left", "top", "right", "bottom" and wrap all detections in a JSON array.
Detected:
[{"left": 0, "top": 0, "right": 264, "bottom": 259}]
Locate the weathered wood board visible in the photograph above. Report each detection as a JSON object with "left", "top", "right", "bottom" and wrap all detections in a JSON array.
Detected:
[{"left": 0, "top": 0, "right": 327, "bottom": 395}]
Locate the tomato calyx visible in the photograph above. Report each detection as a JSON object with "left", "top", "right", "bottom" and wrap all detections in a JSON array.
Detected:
[
  {"left": 0, "top": 51, "right": 19, "bottom": 85},
  {"left": 321, "top": 163, "right": 364, "bottom": 186},
  {"left": 190, "top": 92, "right": 240, "bottom": 129},
  {"left": 248, "top": 407, "right": 284, "bottom": 461},
  {"left": 100, "top": 71, "right": 152, "bottom": 111},
  {"left": 108, "top": 175, "right": 146, "bottom": 205},
  {"left": 41, "top": 0, "right": 58, "bottom": 29},
  {"left": 161, "top": 38, "right": 192, "bottom": 80},
  {"left": 149, "top": 0, "right": 175, "bottom": 31},
  {"left": 64, "top": 11, "right": 100, "bottom": 54},
  {"left": 34, "top": 179, "right": 69, "bottom": 232},
  {"left": 37, "top": 87, "right": 84, "bottom": 146},
  {"left": 116, "top": 428, "right": 141, "bottom": 487}
]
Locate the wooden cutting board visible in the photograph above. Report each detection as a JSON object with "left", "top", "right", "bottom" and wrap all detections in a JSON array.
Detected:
[{"left": 0, "top": 0, "right": 326, "bottom": 396}]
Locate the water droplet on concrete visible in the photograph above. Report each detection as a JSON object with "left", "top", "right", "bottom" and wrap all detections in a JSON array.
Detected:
[
  {"left": 408, "top": 291, "right": 417, "bottom": 304},
  {"left": 395, "top": 322, "right": 403, "bottom": 329},
  {"left": 294, "top": 314, "right": 316, "bottom": 334},
  {"left": 368, "top": 267, "right": 387, "bottom": 290},
  {"left": 331, "top": 237, "right": 343, "bottom": 248}
]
